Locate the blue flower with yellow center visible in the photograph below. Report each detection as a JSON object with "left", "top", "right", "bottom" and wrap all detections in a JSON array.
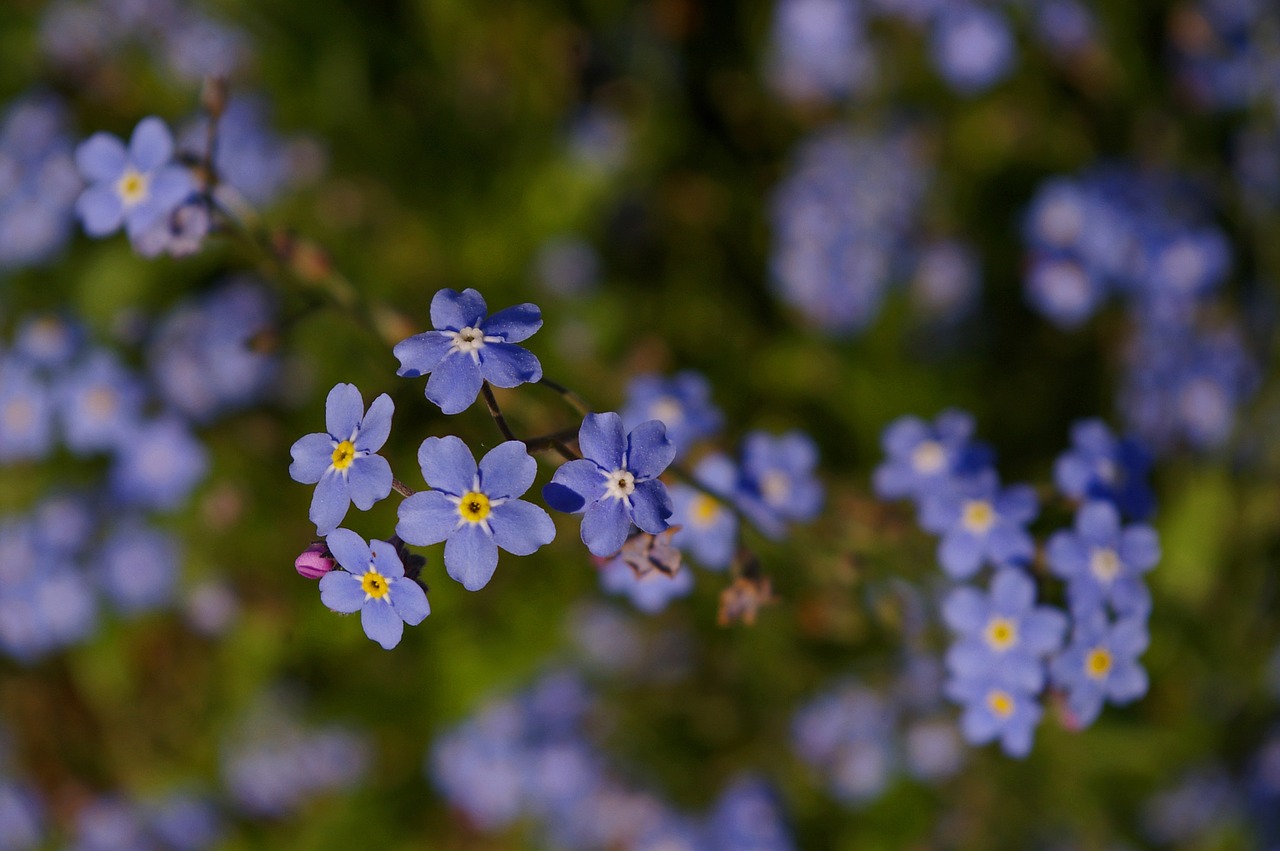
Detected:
[
  {"left": 1046, "top": 500, "right": 1160, "bottom": 617},
  {"left": 669, "top": 453, "right": 738, "bottom": 570},
  {"left": 733, "top": 430, "right": 823, "bottom": 539},
  {"left": 318, "top": 528, "right": 430, "bottom": 649},
  {"left": 620, "top": 370, "right": 723, "bottom": 459},
  {"left": 1049, "top": 606, "right": 1149, "bottom": 728},
  {"left": 945, "top": 673, "right": 1044, "bottom": 759},
  {"left": 289, "top": 383, "right": 394, "bottom": 535},
  {"left": 396, "top": 437, "right": 555, "bottom": 591},
  {"left": 920, "top": 470, "right": 1037, "bottom": 579}
]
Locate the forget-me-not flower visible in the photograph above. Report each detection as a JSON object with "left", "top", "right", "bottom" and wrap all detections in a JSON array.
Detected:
[
  {"left": 598, "top": 555, "right": 694, "bottom": 614},
  {"left": 1054, "top": 418, "right": 1154, "bottom": 520},
  {"left": 920, "top": 470, "right": 1037, "bottom": 579},
  {"left": 318, "top": 529, "right": 429, "bottom": 650},
  {"left": 396, "top": 437, "right": 555, "bottom": 592},
  {"left": 620, "top": 370, "right": 723, "bottom": 459},
  {"left": 289, "top": 383, "right": 394, "bottom": 535},
  {"left": 393, "top": 288, "right": 543, "bottom": 415},
  {"left": 734, "top": 430, "right": 823, "bottom": 539},
  {"left": 669, "top": 453, "right": 738, "bottom": 570},
  {"left": 1046, "top": 500, "right": 1160, "bottom": 617},
  {"left": 1050, "top": 607, "right": 1150, "bottom": 727},
  {"left": 873, "top": 409, "right": 991, "bottom": 503},
  {"left": 946, "top": 672, "right": 1043, "bottom": 758}
]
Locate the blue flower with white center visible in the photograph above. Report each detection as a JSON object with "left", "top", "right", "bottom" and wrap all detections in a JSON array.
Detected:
[
  {"left": 318, "top": 528, "right": 429, "bottom": 650},
  {"left": 945, "top": 673, "right": 1043, "bottom": 758},
  {"left": 288, "top": 383, "right": 394, "bottom": 536},
  {"left": 109, "top": 416, "right": 209, "bottom": 511},
  {"left": 734, "top": 430, "right": 823, "bottom": 539},
  {"left": 392, "top": 288, "right": 543, "bottom": 415},
  {"left": 920, "top": 470, "right": 1037, "bottom": 579},
  {"left": 942, "top": 569, "right": 1067, "bottom": 691},
  {"left": 873, "top": 409, "right": 991, "bottom": 504},
  {"left": 1025, "top": 255, "right": 1107, "bottom": 329},
  {"left": 74, "top": 116, "right": 195, "bottom": 242},
  {"left": 598, "top": 556, "right": 694, "bottom": 614},
  {"left": 396, "top": 437, "right": 555, "bottom": 592},
  {"left": 57, "top": 349, "right": 145, "bottom": 455},
  {"left": 1049, "top": 607, "right": 1149, "bottom": 728},
  {"left": 0, "top": 358, "right": 53, "bottom": 462},
  {"left": 1054, "top": 418, "right": 1154, "bottom": 521},
  {"left": 929, "top": 4, "right": 1016, "bottom": 96},
  {"left": 1046, "top": 501, "right": 1160, "bottom": 618},
  {"left": 543, "top": 412, "right": 676, "bottom": 558},
  {"left": 670, "top": 453, "right": 738, "bottom": 570},
  {"left": 620, "top": 370, "right": 723, "bottom": 459}
]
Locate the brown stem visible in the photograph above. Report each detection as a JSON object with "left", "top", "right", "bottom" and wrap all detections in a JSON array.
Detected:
[
  {"left": 480, "top": 382, "right": 519, "bottom": 442},
  {"left": 537, "top": 377, "right": 592, "bottom": 416}
]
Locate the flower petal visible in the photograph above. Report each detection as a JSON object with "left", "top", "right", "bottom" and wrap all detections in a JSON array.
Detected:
[
  {"left": 444, "top": 523, "right": 499, "bottom": 591},
  {"left": 578, "top": 412, "right": 625, "bottom": 470},
  {"left": 393, "top": 331, "right": 452, "bottom": 378},
  {"left": 309, "top": 470, "right": 351, "bottom": 535},
  {"left": 390, "top": 579, "right": 430, "bottom": 625},
  {"left": 396, "top": 490, "right": 460, "bottom": 546},
  {"left": 544, "top": 459, "right": 606, "bottom": 513},
  {"left": 347, "top": 454, "right": 393, "bottom": 511},
  {"left": 128, "top": 116, "right": 174, "bottom": 172},
  {"left": 625, "top": 420, "right": 676, "bottom": 480},
  {"left": 324, "top": 528, "right": 369, "bottom": 572},
  {"left": 490, "top": 499, "right": 555, "bottom": 555},
  {"left": 478, "top": 440, "right": 537, "bottom": 499},
  {"left": 1078, "top": 500, "right": 1120, "bottom": 543},
  {"left": 989, "top": 568, "right": 1034, "bottom": 613},
  {"left": 325, "top": 383, "right": 364, "bottom": 441},
  {"left": 430, "top": 287, "right": 487, "bottom": 331},
  {"left": 368, "top": 539, "right": 406, "bottom": 578},
  {"left": 147, "top": 165, "right": 195, "bottom": 209},
  {"left": 76, "top": 185, "right": 124, "bottom": 236},
  {"left": 938, "top": 530, "right": 984, "bottom": 579},
  {"left": 629, "top": 480, "right": 672, "bottom": 534},
  {"left": 76, "top": 133, "right": 128, "bottom": 183},
  {"left": 356, "top": 393, "right": 394, "bottom": 452},
  {"left": 425, "top": 353, "right": 483, "bottom": 415},
  {"left": 416, "top": 435, "right": 477, "bottom": 494},
  {"left": 318, "top": 570, "right": 365, "bottom": 613},
  {"left": 288, "top": 432, "right": 333, "bottom": 484},
  {"left": 941, "top": 586, "right": 987, "bottom": 633},
  {"left": 478, "top": 343, "right": 542, "bottom": 388},
  {"left": 361, "top": 600, "right": 404, "bottom": 649},
  {"left": 581, "top": 498, "right": 630, "bottom": 557},
  {"left": 482, "top": 303, "right": 542, "bottom": 342}
]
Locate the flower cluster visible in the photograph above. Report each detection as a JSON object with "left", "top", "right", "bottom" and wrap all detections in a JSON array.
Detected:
[
  {"left": 0, "top": 95, "right": 81, "bottom": 271},
  {"left": 876, "top": 410, "right": 1160, "bottom": 756}
]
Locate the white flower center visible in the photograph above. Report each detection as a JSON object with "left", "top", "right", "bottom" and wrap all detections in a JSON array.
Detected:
[
  {"left": 649, "top": 396, "right": 684, "bottom": 425},
  {"left": 604, "top": 469, "right": 636, "bottom": 500},
  {"left": 961, "top": 500, "right": 995, "bottom": 534},
  {"left": 911, "top": 440, "right": 946, "bottom": 474},
  {"left": 761, "top": 471, "right": 790, "bottom": 505},
  {"left": 448, "top": 326, "right": 493, "bottom": 356},
  {"left": 1089, "top": 547, "right": 1120, "bottom": 583}
]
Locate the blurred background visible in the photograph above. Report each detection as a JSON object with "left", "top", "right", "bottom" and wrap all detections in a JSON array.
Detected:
[{"left": 0, "top": 0, "right": 1278, "bottom": 847}]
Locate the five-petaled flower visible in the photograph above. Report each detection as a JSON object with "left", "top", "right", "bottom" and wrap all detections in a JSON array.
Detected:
[
  {"left": 396, "top": 437, "right": 555, "bottom": 591},
  {"left": 289, "top": 383, "right": 394, "bottom": 535},
  {"left": 393, "top": 288, "right": 543, "bottom": 415},
  {"left": 543, "top": 412, "right": 676, "bottom": 557},
  {"left": 318, "top": 528, "right": 430, "bottom": 649}
]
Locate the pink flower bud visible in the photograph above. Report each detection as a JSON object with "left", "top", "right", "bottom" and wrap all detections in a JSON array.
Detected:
[{"left": 295, "top": 543, "right": 335, "bottom": 579}]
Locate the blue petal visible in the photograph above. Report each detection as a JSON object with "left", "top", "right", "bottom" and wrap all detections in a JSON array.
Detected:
[
  {"left": 995, "top": 485, "right": 1038, "bottom": 523},
  {"left": 444, "top": 523, "right": 499, "bottom": 591},
  {"left": 425, "top": 353, "right": 483, "bottom": 415},
  {"left": 76, "top": 185, "right": 124, "bottom": 236},
  {"left": 479, "top": 343, "right": 542, "bottom": 388},
  {"left": 989, "top": 569, "right": 1034, "bottom": 613},
  {"left": 578, "top": 412, "right": 625, "bottom": 469},
  {"left": 941, "top": 586, "right": 987, "bottom": 633},
  {"left": 310, "top": 470, "right": 351, "bottom": 535},
  {"left": 1045, "top": 531, "right": 1087, "bottom": 580},
  {"left": 1105, "top": 661, "right": 1148, "bottom": 703},
  {"left": 1119, "top": 526, "right": 1160, "bottom": 572},
  {"left": 368, "top": 539, "right": 406, "bottom": 578},
  {"left": 1068, "top": 685, "right": 1105, "bottom": 727},
  {"left": 289, "top": 432, "right": 333, "bottom": 484},
  {"left": 1022, "top": 609, "right": 1067, "bottom": 655},
  {"left": 581, "top": 498, "right": 630, "bottom": 557},
  {"left": 325, "top": 383, "right": 364, "bottom": 441},
  {"left": 395, "top": 490, "right": 459, "bottom": 546},
  {"left": 626, "top": 420, "right": 676, "bottom": 480},
  {"left": 324, "top": 528, "right": 369, "bottom": 572},
  {"left": 318, "top": 570, "right": 365, "bottom": 613},
  {"left": 356, "top": 393, "right": 394, "bottom": 452},
  {"left": 988, "top": 525, "right": 1034, "bottom": 567},
  {"left": 347, "top": 455, "right": 392, "bottom": 511},
  {"left": 1110, "top": 616, "right": 1150, "bottom": 656},
  {"left": 1078, "top": 500, "right": 1120, "bottom": 543},
  {"left": 393, "top": 331, "right": 452, "bottom": 378},
  {"left": 629, "top": 480, "right": 672, "bottom": 534},
  {"left": 482, "top": 303, "right": 542, "bottom": 342},
  {"left": 490, "top": 499, "right": 555, "bottom": 555},
  {"left": 76, "top": 133, "right": 127, "bottom": 183},
  {"left": 361, "top": 600, "right": 404, "bottom": 649},
  {"left": 390, "top": 578, "right": 430, "bottom": 625},
  {"left": 416, "top": 435, "right": 476, "bottom": 495},
  {"left": 477, "top": 440, "right": 536, "bottom": 499},
  {"left": 544, "top": 459, "right": 606, "bottom": 513},
  {"left": 128, "top": 117, "right": 174, "bottom": 172},
  {"left": 430, "top": 287, "right": 487, "bottom": 331},
  {"left": 938, "top": 530, "right": 984, "bottom": 579},
  {"left": 147, "top": 165, "right": 195, "bottom": 209},
  {"left": 882, "top": 416, "right": 927, "bottom": 456}
]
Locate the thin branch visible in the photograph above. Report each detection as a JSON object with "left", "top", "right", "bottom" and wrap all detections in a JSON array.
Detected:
[
  {"left": 537, "top": 377, "right": 592, "bottom": 416},
  {"left": 480, "top": 382, "right": 519, "bottom": 442},
  {"left": 391, "top": 478, "right": 416, "bottom": 498}
]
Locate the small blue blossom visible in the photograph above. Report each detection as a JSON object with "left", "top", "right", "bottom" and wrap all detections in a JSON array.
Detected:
[
  {"left": 910, "top": 239, "right": 981, "bottom": 322},
  {"left": 98, "top": 522, "right": 180, "bottom": 615},
  {"left": 0, "top": 359, "right": 53, "bottom": 462},
  {"left": 791, "top": 682, "right": 896, "bottom": 805},
  {"left": 109, "top": 416, "right": 209, "bottom": 511},
  {"left": 289, "top": 383, "right": 394, "bottom": 536},
  {"left": 765, "top": 0, "right": 874, "bottom": 104},
  {"left": 13, "top": 314, "right": 83, "bottom": 369},
  {"left": 706, "top": 776, "right": 796, "bottom": 851},
  {"left": 131, "top": 196, "right": 209, "bottom": 259},
  {"left": 620, "top": 370, "right": 723, "bottom": 459},
  {"left": 396, "top": 437, "right": 555, "bottom": 592},
  {"left": 1049, "top": 607, "right": 1150, "bottom": 728},
  {"left": 544, "top": 412, "right": 676, "bottom": 557},
  {"left": 1025, "top": 255, "right": 1107, "bottom": 329},
  {"left": 1054, "top": 418, "right": 1155, "bottom": 520},
  {"left": 598, "top": 557, "right": 694, "bottom": 614},
  {"left": 929, "top": 4, "right": 1016, "bottom": 95},
  {"left": 0, "top": 94, "right": 80, "bottom": 271},
  {"left": 0, "top": 781, "right": 44, "bottom": 850},
  {"left": 945, "top": 673, "right": 1043, "bottom": 758},
  {"left": 873, "top": 409, "right": 990, "bottom": 503},
  {"left": 318, "top": 528, "right": 430, "bottom": 650},
  {"left": 393, "top": 288, "right": 543, "bottom": 415},
  {"left": 670, "top": 453, "right": 738, "bottom": 570},
  {"left": 57, "top": 349, "right": 145, "bottom": 455},
  {"left": 920, "top": 471, "right": 1037, "bottom": 579},
  {"left": 74, "top": 116, "right": 195, "bottom": 243},
  {"left": 734, "top": 430, "right": 823, "bottom": 539},
  {"left": 1046, "top": 501, "right": 1160, "bottom": 617}
]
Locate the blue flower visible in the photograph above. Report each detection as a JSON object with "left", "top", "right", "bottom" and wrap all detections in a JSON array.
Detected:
[
  {"left": 598, "top": 556, "right": 693, "bottom": 614},
  {"left": 318, "top": 529, "right": 430, "bottom": 650},
  {"left": 873, "top": 409, "right": 991, "bottom": 503},
  {"left": 1053, "top": 418, "right": 1154, "bottom": 520},
  {"left": 791, "top": 682, "right": 896, "bottom": 804},
  {"left": 706, "top": 776, "right": 796, "bottom": 851},
  {"left": 109, "top": 416, "right": 209, "bottom": 511},
  {"left": 620, "top": 370, "right": 723, "bottom": 459},
  {"left": 670, "top": 453, "right": 738, "bottom": 570},
  {"left": 735, "top": 430, "right": 823, "bottom": 539},
  {"left": 57, "top": 349, "right": 145, "bottom": 455},
  {"left": 74, "top": 116, "right": 195, "bottom": 242},
  {"left": 1025, "top": 255, "right": 1107, "bottom": 329},
  {"left": 945, "top": 673, "right": 1043, "bottom": 758},
  {"left": 930, "top": 4, "right": 1016, "bottom": 95},
  {"left": 0, "top": 94, "right": 80, "bottom": 272},
  {"left": 1046, "top": 501, "right": 1160, "bottom": 617},
  {"left": 1049, "top": 607, "right": 1149, "bottom": 727},
  {"left": 393, "top": 288, "right": 543, "bottom": 415},
  {"left": 396, "top": 437, "right": 555, "bottom": 592},
  {"left": 942, "top": 569, "right": 1067, "bottom": 691},
  {"left": 289, "top": 383, "right": 394, "bottom": 536},
  {"left": 920, "top": 470, "right": 1037, "bottom": 579},
  {"left": 543, "top": 412, "right": 676, "bottom": 557},
  {"left": 0, "top": 358, "right": 53, "bottom": 462},
  {"left": 765, "top": 0, "right": 873, "bottom": 104}
]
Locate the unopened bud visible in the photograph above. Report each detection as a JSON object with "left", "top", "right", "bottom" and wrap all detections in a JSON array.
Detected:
[{"left": 295, "top": 543, "right": 335, "bottom": 579}]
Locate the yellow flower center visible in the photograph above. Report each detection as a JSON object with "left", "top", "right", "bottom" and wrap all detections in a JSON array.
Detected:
[
  {"left": 1085, "top": 647, "right": 1112, "bottom": 679},
  {"left": 962, "top": 499, "right": 995, "bottom": 534},
  {"left": 911, "top": 440, "right": 946, "bottom": 474},
  {"left": 458, "top": 490, "right": 491, "bottom": 523},
  {"left": 690, "top": 494, "right": 721, "bottom": 527},
  {"left": 986, "top": 689, "right": 1015, "bottom": 719},
  {"left": 331, "top": 440, "right": 356, "bottom": 470},
  {"left": 984, "top": 617, "right": 1018, "bottom": 651},
  {"left": 649, "top": 396, "right": 684, "bottom": 425},
  {"left": 361, "top": 569, "right": 390, "bottom": 599},
  {"left": 1089, "top": 548, "right": 1120, "bottom": 583},
  {"left": 116, "top": 168, "right": 150, "bottom": 207}
]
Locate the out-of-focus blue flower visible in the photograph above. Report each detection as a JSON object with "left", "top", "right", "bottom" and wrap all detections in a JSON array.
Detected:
[
  {"left": 929, "top": 5, "right": 1016, "bottom": 95},
  {"left": 532, "top": 236, "right": 600, "bottom": 297},
  {"left": 792, "top": 682, "right": 896, "bottom": 805},
  {"left": 0, "top": 94, "right": 81, "bottom": 270},
  {"left": 670, "top": 454, "right": 738, "bottom": 570},
  {"left": 544, "top": 412, "right": 676, "bottom": 557},
  {"left": 1025, "top": 256, "right": 1107, "bottom": 329},
  {"left": 706, "top": 776, "right": 796, "bottom": 851},
  {"left": 393, "top": 288, "right": 543, "bottom": 415},
  {"left": 130, "top": 197, "right": 209, "bottom": 259},
  {"left": 621, "top": 371, "right": 722, "bottom": 459},
  {"left": 109, "top": 416, "right": 209, "bottom": 510},
  {"left": 734, "top": 430, "right": 822, "bottom": 539},
  {"left": 1047, "top": 500, "right": 1160, "bottom": 618},
  {"left": 1140, "top": 768, "right": 1242, "bottom": 847},
  {"left": 874, "top": 409, "right": 990, "bottom": 504},
  {"left": 0, "top": 359, "right": 53, "bottom": 462},
  {"left": 163, "top": 14, "right": 248, "bottom": 81},
  {"left": 57, "top": 350, "right": 145, "bottom": 455},
  {"left": 1054, "top": 418, "right": 1154, "bottom": 520},
  {"left": 71, "top": 799, "right": 153, "bottom": 851},
  {"left": 98, "top": 522, "right": 179, "bottom": 615},
  {"left": 1050, "top": 607, "right": 1150, "bottom": 727},
  {"left": 318, "top": 528, "right": 429, "bottom": 649},
  {"left": 765, "top": 0, "right": 875, "bottom": 103},
  {"left": 288, "top": 383, "right": 394, "bottom": 535},
  {"left": 0, "top": 517, "right": 97, "bottom": 662},
  {"left": 910, "top": 239, "right": 982, "bottom": 322},
  {"left": 397, "top": 437, "right": 555, "bottom": 592},
  {"left": 74, "top": 116, "right": 195, "bottom": 243},
  {"left": 144, "top": 793, "right": 222, "bottom": 851},
  {"left": 13, "top": 314, "right": 83, "bottom": 369},
  {"left": 920, "top": 471, "right": 1037, "bottom": 579},
  {"left": 182, "top": 96, "right": 305, "bottom": 208},
  {"left": 903, "top": 718, "right": 965, "bottom": 781},
  {"left": 945, "top": 673, "right": 1043, "bottom": 758},
  {"left": 598, "top": 557, "right": 694, "bottom": 614},
  {"left": 1033, "top": 0, "right": 1098, "bottom": 58},
  {"left": 0, "top": 781, "right": 44, "bottom": 850}
]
